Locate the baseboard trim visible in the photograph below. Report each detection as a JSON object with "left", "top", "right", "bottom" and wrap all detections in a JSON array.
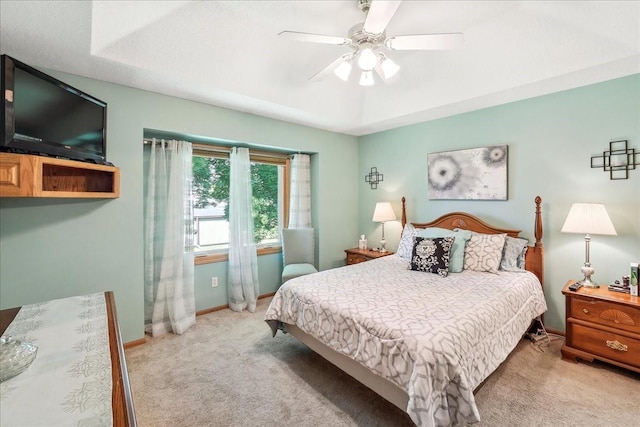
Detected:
[
  {"left": 546, "top": 327, "right": 564, "bottom": 337},
  {"left": 124, "top": 292, "right": 277, "bottom": 348},
  {"left": 195, "top": 292, "right": 276, "bottom": 317},
  {"left": 123, "top": 337, "right": 147, "bottom": 349}
]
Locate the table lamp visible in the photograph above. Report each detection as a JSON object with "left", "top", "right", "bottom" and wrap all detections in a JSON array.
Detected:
[
  {"left": 372, "top": 202, "right": 396, "bottom": 253},
  {"left": 561, "top": 203, "right": 617, "bottom": 288}
]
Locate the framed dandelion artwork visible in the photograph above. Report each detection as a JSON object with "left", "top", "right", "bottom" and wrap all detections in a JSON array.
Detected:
[{"left": 427, "top": 145, "right": 508, "bottom": 200}]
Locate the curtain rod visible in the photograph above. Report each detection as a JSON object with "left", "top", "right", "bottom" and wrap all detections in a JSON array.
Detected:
[{"left": 143, "top": 138, "right": 309, "bottom": 159}]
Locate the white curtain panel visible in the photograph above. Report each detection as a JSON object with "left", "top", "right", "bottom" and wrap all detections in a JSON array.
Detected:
[
  {"left": 143, "top": 139, "right": 196, "bottom": 336},
  {"left": 228, "top": 147, "right": 260, "bottom": 312},
  {"left": 288, "top": 153, "right": 312, "bottom": 228}
]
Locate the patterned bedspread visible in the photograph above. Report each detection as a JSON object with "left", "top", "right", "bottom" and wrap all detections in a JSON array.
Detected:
[{"left": 264, "top": 254, "right": 547, "bottom": 427}]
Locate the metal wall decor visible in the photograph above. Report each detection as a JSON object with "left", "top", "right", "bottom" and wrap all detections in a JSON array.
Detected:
[
  {"left": 591, "top": 140, "right": 639, "bottom": 180},
  {"left": 365, "top": 167, "right": 383, "bottom": 189}
]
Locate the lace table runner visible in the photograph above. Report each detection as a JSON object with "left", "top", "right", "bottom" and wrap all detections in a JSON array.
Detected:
[{"left": 0, "top": 293, "right": 113, "bottom": 426}]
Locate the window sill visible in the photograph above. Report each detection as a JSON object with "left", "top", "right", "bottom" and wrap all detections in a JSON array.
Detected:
[{"left": 194, "top": 245, "right": 282, "bottom": 265}]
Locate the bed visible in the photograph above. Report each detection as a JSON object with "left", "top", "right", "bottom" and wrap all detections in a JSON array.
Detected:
[{"left": 264, "top": 196, "right": 546, "bottom": 427}]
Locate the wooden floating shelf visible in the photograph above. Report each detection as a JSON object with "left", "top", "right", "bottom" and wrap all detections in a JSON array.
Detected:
[{"left": 0, "top": 152, "right": 120, "bottom": 198}]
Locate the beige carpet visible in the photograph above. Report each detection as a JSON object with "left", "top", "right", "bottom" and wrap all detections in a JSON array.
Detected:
[{"left": 125, "top": 298, "right": 640, "bottom": 426}]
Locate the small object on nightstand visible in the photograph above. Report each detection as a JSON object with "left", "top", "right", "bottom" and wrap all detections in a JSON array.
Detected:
[
  {"left": 608, "top": 286, "right": 630, "bottom": 294},
  {"left": 608, "top": 280, "right": 630, "bottom": 294},
  {"left": 622, "top": 275, "right": 630, "bottom": 288},
  {"left": 631, "top": 262, "right": 639, "bottom": 296},
  {"left": 358, "top": 235, "right": 367, "bottom": 250},
  {"left": 568, "top": 282, "right": 583, "bottom": 292}
]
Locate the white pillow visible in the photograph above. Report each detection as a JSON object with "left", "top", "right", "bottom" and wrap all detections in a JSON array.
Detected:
[
  {"left": 464, "top": 233, "right": 507, "bottom": 273},
  {"left": 397, "top": 223, "right": 419, "bottom": 261}
]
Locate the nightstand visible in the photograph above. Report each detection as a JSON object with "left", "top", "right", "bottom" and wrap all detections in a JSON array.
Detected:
[
  {"left": 561, "top": 280, "right": 640, "bottom": 373},
  {"left": 345, "top": 248, "right": 394, "bottom": 265}
]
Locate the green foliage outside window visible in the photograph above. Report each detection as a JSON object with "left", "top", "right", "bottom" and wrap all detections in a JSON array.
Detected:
[{"left": 192, "top": 156, "right": 279, "bottom": 243}]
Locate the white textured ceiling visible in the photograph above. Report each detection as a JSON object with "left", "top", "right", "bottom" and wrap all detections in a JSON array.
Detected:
[{"left": 1, "top": 0, "right": 639, "bottom": 136}]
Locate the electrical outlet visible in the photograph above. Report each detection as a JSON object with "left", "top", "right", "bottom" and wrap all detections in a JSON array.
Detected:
[{"left": 211, "top": 277, "right": 218, "bottom": 288}]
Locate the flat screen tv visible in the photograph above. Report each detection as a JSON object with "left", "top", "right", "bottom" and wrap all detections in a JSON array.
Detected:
[{"left": 1, "top": 54, "right": 108, "bottom": 164}]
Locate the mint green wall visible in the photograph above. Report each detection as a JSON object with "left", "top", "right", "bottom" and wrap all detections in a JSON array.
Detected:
[
  {"left": 2, "top": 69, "right": 636, "bottom": 343},
  {"left": 358, "top": 74, "right": 640, "bottom": 332},
  {"left": 0, "top": 71, "right": 359, "bottom": 343}
]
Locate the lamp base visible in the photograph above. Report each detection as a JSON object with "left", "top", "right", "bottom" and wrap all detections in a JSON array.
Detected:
[
  {"left": 579, "top": 278, "right": 599, "bottom": 288},
  {"left": 580, "top": 264, "right": 598, "bottom": 288},
  {"left": 379, "top": 238, "right": 388, "bottom": 253}
]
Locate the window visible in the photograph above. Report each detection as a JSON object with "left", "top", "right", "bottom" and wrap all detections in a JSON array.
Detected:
[{"left": 192, "top": 145, "right": 289, "bottom": 263}]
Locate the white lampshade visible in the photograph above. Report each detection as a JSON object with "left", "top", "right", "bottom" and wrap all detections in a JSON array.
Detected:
[
  {"left": 334, "top": 60, "right": 352, "bottom": 81},
  {"left": 372, "top": 202, "right": 396, "bottom": 223},
  {"left": 359, "top": 70, "right": 374, "bottom": 86},
  {"left": 561, "top": 203, "right": 617, "bottom": 235},
  {"left": 357, "top": 47, "right": 378, "bottom": 71},
  {"left": 380, "top": 56, "right": 400, "bottom": 79},
  {"left": 561, "top": 203, "right": 616, "bottom": 289}
]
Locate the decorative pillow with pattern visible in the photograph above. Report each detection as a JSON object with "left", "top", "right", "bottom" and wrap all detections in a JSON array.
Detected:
[
  {"left": 500, "top": 236, "right": 529, "bottom": 271},
  {"left": 418, "top": 227, "right": 472, "bottom": 273},
  {"left": 397, "top": 223, "right": 419, "bottom": 261},
  {"left": 516, "top": 245, "right": 528, "bottom": 270},
  {"left": 464, "top": 233, "right": 507, "bottom": 273},
  {"left": 409, "top": 236, "right": 455, "bottom": 277}
]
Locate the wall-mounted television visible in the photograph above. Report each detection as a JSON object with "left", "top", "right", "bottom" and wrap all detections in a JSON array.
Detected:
[{"left": 1, "top": 54, "right": 109, "bottom": 164}]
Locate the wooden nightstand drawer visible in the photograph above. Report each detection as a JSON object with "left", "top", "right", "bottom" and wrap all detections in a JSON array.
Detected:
[
  {"left": 347, "top": 254, "right": 368, "bottom": 265},
  {"left": 571, "top": 323, "right": 640, "bottom": 368},
  {"left": 570, "top": 297, "right": 640, "bottom": 334},
  {"left": 562, "top": 280, "right": 640, "bottom": 373},
  {"left": 344, "top": 248, "right": 394, "bottom": 265}
]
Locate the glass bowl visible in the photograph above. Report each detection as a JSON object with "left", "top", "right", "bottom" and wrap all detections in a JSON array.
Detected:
[{"left": 0, "top": 335, "right": 38, "bottom": 382}]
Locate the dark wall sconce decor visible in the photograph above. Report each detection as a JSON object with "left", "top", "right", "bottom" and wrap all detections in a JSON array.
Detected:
[
  {"left": 591, "top": 140, "right": 639, "bottom": 180},
  {"left": 365, "top": 167, "right": 384, "bottom": 189}
]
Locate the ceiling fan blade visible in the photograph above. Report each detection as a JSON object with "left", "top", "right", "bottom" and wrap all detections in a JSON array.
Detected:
[
  {"left": 278, "top": 31, "right": 350, "bottom": 45},
  {"left": 308, "top": 54, "right": 353, "bottom": 81},
  {"left": 363, "top": 1, "right": 401, "bottom": 35},
  {"left": 386, "top": 33, "right": 464, "bottom": 50}
]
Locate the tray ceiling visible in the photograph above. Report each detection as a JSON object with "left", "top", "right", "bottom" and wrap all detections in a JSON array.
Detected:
[{"left": 1, "top": 1, "right": 638, "bottom": 136}]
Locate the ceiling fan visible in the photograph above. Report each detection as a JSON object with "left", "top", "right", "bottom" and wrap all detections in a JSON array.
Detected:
[{"left": 278, "top": 0, "right": 464, "bottom": 86}]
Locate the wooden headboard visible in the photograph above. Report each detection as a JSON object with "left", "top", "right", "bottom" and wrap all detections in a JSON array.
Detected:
[{"left": 400, "top": 196, "right": 544, "bottom": 287}]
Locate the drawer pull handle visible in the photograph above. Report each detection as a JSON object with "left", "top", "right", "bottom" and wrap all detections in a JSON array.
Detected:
[
  {"left": 582, "top": 308, "right": 589, "bottom": 314},
  {"left": 606, "top": 340, "right": 628, "bottom": 352}
]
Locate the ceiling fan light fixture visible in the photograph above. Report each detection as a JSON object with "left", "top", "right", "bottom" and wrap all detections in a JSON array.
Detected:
[
  {"left": 359, "top": 70, "right": 375, "bottom": 86},
  {"left": 380, "top": 55, "right": 399, "bottom": 79},
  {"left": 334, "top": 60, "right": 352, "bottom": 81},
  {"left": 282, "top": 1, "right": 463, "bottom": 86},
  {"left": 357, "top": 47, "right": 378, "bottom": 71}
]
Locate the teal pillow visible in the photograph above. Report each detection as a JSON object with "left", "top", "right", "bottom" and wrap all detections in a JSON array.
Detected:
[{"left": 418, "top": 227, "right": 471, "bottom": 272}]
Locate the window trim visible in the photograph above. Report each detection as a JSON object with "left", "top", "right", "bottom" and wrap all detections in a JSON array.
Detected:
[
  {"left": 192, "top": 143, "right": 290, "bottom": 265},
  {"left": 194, "top": 246, "right": 282, "bottom": 265}
]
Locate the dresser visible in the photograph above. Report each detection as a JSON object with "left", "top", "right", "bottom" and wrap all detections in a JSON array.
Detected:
[
  {"left": 0, "top": 292, "right": 137, "bottom": 426},
  {"left": 561, "top": 280, "right": 640, "bottom": 373},
  {"left": 345, "top": 247, "right": 394, "bottom": 265}
]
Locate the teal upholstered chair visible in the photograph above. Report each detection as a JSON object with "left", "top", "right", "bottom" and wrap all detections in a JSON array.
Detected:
[{"left": 281, "top": 228, "right": 318, "bottom": 284}]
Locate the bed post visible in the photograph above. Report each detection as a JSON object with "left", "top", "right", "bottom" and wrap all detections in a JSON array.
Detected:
[
  {"left": 534, "top": 196, "right": 543, "bottom": 248},
  {"left": 401, "top": 196, "right": 407, "bottom": 231},
  {"left": 526, "top": 196, "right": 544, "bottom": 288}
]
